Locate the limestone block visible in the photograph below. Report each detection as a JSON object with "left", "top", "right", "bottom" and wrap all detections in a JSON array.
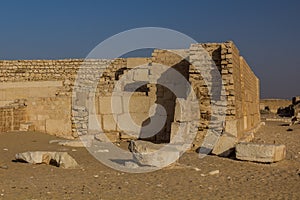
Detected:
[
  {"left": 102, "top": 114, "right": 117, "bottom": 132},
  {"left": 224, "top": 119, "right": 238, "bottom": 137},
  {"left": 127, "top": 96, "right": 150, "bottom": 113},
  {"left": 174, "top": 99, "right": 200, "bottom": 122},
  {"left": 88, "top": 114, "right": 102, "bottom": 131},
  {"left": 37, "top": 114, "right": 50, "bottom": 121},
  {"left": 15, "top": 151, "right": 79, "bottom": 169},
  {"left": 129, "top": 140, "right": 181, "bottom": 167},
  {"left": 45, "top": 119, "right": 72, "bottom": 138},
  {"left": 127, "top": 58, "right": 149, "bottom": 68},
  {"left": 130, "top": 112, "right": 149, "bottom": 126},
  {"left": 117, "top": 113, "right": 133, "bottom": 132},
  {"left": 99, "top": 96, "right": 123, "bottom": 114},
  {"left": 211, "top": 132, "right": 237, "bottom": 157},
  {"left": 133, "top": 68, "right": 149, "bottom": 81},
  {"left": 236, "top": 143, "right": 286, "bottom": 163}
]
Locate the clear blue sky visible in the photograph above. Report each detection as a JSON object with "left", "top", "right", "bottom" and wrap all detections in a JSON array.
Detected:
[{"left": 0, "top": 0, "right": 299, "bottom": 99}]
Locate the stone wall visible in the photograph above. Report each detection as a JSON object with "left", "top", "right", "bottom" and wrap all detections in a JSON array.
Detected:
[
  {"left": 220, "top": 42, "right": 260, "bottom": 137},
  {"left": 260, "top": 99, "right": 291, "bottom": 113},
  {"left": 0, "top": 100, "right": 26, "bottom": 132},
  {"left": 0, "top": 41, "right": 260, "bottom": 149}
]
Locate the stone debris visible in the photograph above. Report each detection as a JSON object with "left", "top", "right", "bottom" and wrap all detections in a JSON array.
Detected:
[
  {"left": 194, "top": 167, "right": 201, "bottom": 171},
  {"left": 211, "top": 132, "right": 237, "bottom": 157},
  {"left": 15, "top": 151, "right": 79, "bottom": 169},
  {"left": 209, "top": 170, "right": 220, "bottom": 175},
  {"left": 19, "top": 122, "right": 34, "bottom": 132},
  {"left": 236, "top": 143, "right": 286, "bottom": 163}
]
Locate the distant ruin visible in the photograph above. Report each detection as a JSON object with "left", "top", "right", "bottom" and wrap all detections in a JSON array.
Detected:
[{"left": 0, "top": 41, "right": 260, "bottom": 149}]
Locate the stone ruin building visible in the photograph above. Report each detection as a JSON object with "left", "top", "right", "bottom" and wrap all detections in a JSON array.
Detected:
[{"left": 0, "top": 41, "right": 260, "bottom": 150}]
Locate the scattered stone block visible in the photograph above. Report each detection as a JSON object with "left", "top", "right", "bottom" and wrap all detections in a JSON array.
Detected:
[
  {"left": 211, "top": 132, "right": 237, "bottom": 157},
  {"left": 209, "top": 170, "right": 220, "bottom": 175},
  {"left": 15, "top": 151, "right": 79, "bottom": 169},
  {"left": 129, "top": 140, "right": 182, "bottom": 167},
  {"left": 236, "top": 143, "right": 286, "bottom": 163},
  {"left": 224, "top": 119, "right": 238, "bottom": 137}
]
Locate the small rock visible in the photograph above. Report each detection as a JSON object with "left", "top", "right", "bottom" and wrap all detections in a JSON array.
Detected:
[
  {"left": 0, "top": 165, "right": 8, "bottom": 169},
  {"left": 3, "top": 148, "right": 8, "bottom": 151},
  {"left": 93, "top": 175, "right": 99, "bottom": 178},
  {"left": 194, "top": 167, "right": 201, "bottom": 171},
  {"left": 209, "top": 170, "right": 220, "bottom": 175}
]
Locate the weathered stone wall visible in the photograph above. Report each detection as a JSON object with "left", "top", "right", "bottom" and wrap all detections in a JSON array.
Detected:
[
  {"left": 0, "top": 42, "right": 260, "bottom": 149},
  {"left": 0, "top": 100, "right": 26, "bottom": 132},
  {"left": 219, "top": 42, "right": 260, "bottom": 137},
  {"left": 240, "top": 57, "right": 260, "bottom": 132},
  {"left": 260, "top": 99, "right": 290, "bottom": 113}
]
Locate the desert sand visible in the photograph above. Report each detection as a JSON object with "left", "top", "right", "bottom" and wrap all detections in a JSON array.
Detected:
[{"left": 0, "top": 120, "right": 299, "bottom": 200}]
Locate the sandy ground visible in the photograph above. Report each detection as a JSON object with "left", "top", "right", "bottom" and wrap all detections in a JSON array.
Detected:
[{"left": 0, "top": 120, "right": 300, "bottom": 200}]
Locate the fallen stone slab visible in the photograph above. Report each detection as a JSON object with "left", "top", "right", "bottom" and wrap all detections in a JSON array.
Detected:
[
  {"left": 211, "top": 132, "right": 237, "bottom": 157},
  {"left": 15, "top": 151, "right": 79, "bottom": 169},
  {"left": 236, "top": 143, "right": 286, "bottom": 163},
  {"left": 129, "top": 140, "right": 183, "bottom": 167}
]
